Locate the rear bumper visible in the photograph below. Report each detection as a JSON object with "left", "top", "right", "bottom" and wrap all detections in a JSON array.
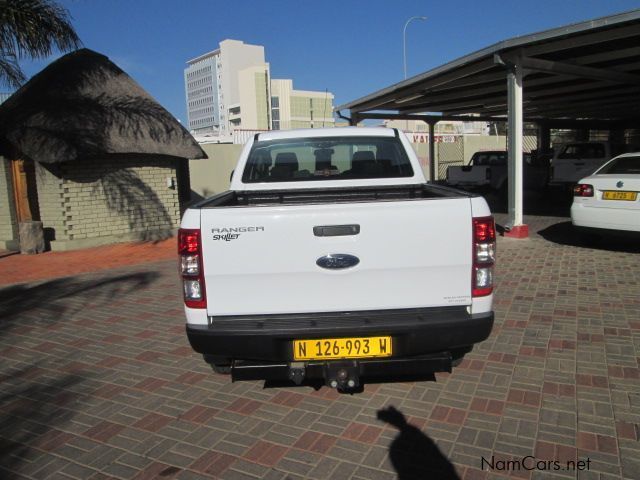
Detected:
[
  {"left": 186, "top": 306, "right": 494, "bottom": 363},
  {"left": 571, "top": 203, "right": 640, "bottom": 232}
]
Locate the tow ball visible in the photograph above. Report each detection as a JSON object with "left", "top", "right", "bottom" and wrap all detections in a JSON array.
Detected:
[
  {"left": 325, "top": 361, "right": 360, "bottom": 390},
  {"left": 286, "top": 361, "right": 361, "bottom": 390}
]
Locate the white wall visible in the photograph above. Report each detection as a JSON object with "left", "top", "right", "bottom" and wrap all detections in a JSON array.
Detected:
[
  {"left": 220, "top": 40, "right": 266, "bottom": 108},
  {"left": 189, "top": 144, "right": 243, "bottom": 200}
]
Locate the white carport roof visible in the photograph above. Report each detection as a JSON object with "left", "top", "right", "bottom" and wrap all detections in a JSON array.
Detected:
[
  {"left": 336, "top": 9, "right": 640, "bottom": 125},
  {"left": 337, "top": 9, "right": 640, "bottom": 238}
]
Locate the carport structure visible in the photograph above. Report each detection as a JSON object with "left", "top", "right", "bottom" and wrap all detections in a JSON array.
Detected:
[{"left": 336, "top": 9, "right": 640, "bottom": 238}]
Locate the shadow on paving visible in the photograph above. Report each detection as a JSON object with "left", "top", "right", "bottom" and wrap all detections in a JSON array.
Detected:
[
  {"left": 378, "top": 406, "right": 460, "bottom": 480},
  {"left": 538, "top": 221, "right": 640, "bottom": 253},
  {"left": 263, "top": 373, "right": 437, "bottom": 393},
  {"left": 0, "top": 271, "right": 161, "bottom": 477},
  {"left": 469, "top": 187, "right": 573, "bottom": 218},
  {"left": 0, "top": 271, "right": 160, "bottom": 333},
  {"left": 0, "top": 365, "right": 91, "bottom": 479}
]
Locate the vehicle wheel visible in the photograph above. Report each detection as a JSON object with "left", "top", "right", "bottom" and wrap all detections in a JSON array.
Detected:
[
  {"left": 211, "top": 364, "right": 231, "bottom": 375},
  {"left": 451, "top": 357, "right": 465, "bottom": 367},
  {"left": 451, "top": 346, "right": 472, "bottom": 367}
]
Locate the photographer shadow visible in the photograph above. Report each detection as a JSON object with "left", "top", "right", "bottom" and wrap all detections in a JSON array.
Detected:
[{"left": 378, "top": 406, "right": 460, "bottom": 480}]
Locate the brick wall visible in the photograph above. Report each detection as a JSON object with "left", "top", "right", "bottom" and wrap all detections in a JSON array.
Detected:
[
  {"left": 0, "top": 157, "right": 18, "bottom": 249},
  {"left": 35, "top": 161, "right": 66, "bottom": 244},
  {"left": 36, "top": 156, "right": 182, "bottom": 250}
]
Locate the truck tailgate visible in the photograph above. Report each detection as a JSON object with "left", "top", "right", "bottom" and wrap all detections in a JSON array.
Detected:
[
  {"left": 201, "top": 198, "right": 473, "bottom": 316},
  {"left": 448, "top": 166, "right": 489, "bottom": 186}
]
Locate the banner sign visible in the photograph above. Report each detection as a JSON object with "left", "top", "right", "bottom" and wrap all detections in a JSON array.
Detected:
[{"left": 410, "top": 133, "right": 460, "bottom": 144}]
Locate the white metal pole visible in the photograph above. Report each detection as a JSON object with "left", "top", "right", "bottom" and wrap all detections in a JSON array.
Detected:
[
  {"left": 507, "top": 63, "right": 524, "bottom": 229},
  {"left": 428, "top": 121, "right": 436, "bottom": 181}
]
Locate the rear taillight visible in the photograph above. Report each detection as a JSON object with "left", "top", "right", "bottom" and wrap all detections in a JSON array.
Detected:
[
  {"left": 178, "top": 228, "right": 206, "bottom": 308},
  {"left": 472, "top": 216, "right": 496, "bottom": 297},
  {"left": 573, "top": 184, "right": 594, "bottom": 197}
]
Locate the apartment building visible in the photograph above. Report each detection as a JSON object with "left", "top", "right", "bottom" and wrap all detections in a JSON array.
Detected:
[
  {"left": 185, "top": 40, "right": 267, "bottom": 134},
  {"left": 270, "top": 79, "right": 334, "bottom": 130},
  {"left": 184, "top": 40, "right": 334, "bottom": 136}
]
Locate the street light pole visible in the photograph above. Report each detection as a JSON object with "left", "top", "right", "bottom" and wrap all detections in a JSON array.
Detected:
[
  {"left": 403, "top": 16, "right": 427, "bottom": 79},
  {"left": 402, "top": 16, "right": 427, "bottom": 135}
]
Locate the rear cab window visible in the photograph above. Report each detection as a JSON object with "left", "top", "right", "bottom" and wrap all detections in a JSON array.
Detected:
[
  {"left": 471, "top": 152, "right": 507, "bottom": 166},
  {"left": 597, "top": 155, "right": 640, "bottom": 174},
  {"left": 242, "top": 136, "right": 414, "bottom": 183},
  {"left": 557, "top": 143, "right": 606, "bottom": 159}
]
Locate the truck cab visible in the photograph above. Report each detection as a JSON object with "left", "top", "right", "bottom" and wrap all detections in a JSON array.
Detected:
[{"left": 550, "top": 141, "right": 619, "bottom": 185}]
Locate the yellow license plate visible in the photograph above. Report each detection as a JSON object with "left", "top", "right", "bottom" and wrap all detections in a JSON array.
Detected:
[
  {"left": 293, "top": 336, "right": 392, "bottom": 360},
  {"left": 602, "top": 191, "right": 637, "bottom": 201}
]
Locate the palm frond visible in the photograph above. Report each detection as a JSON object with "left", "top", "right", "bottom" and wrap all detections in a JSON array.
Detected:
[
  {"left": 0, "top": 0, "right": 81, "bottom": 87},
  {"left": 0, "top": 50, "right": 25, "bottom": 88}
]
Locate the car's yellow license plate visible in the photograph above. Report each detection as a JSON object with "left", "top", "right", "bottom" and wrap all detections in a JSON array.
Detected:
[
  {"left": 603, "top": 191, "right": 637, "bottom": 201},
  {"left": 293, "top": 336, "right": 392, "bottom": 360}
]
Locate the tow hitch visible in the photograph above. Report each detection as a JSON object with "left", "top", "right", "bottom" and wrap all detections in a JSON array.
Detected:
[
  {"left": 286, "top": 361, "right": 360, "bottom": 390},
  {"left": 325, "top": 361, "right": 359, "bottom": 390},
  {"left": 230, "top": 353, "right": 452, "bottom": 389},
  {"left": 288, "top": 362, "right": 306, "bottom": 385}
]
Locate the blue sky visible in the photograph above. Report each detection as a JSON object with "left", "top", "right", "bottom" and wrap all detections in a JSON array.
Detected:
[{"left": 18, "top": 0, "right": 640, "bottom": 124}]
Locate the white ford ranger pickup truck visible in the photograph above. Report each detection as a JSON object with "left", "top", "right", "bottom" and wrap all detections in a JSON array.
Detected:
[{"left": 179, "top": 127, "right": 495, "bottom": 390}]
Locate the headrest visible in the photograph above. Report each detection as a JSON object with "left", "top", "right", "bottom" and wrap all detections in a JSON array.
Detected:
[
  {"left": 274, "top": 152, "right": 299, "bottom": 170},
  {"left": 352, "top": 151, "right": 376, "bottom": 163}
]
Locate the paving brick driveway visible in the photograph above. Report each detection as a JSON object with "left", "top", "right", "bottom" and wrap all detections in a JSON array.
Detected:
[{"left": 1, "top": 216, "right": 638, "bottom": 480}]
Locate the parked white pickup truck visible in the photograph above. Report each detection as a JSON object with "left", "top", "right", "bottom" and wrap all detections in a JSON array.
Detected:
[
  {"left": 179, "top": 127, "right": 495, "bottom": 390},
  {"left": 446, "top": 150, "right": 548, "bottom": 191},
  {"left": 548, "top": 141, "right": 637, "bottom": 185}
]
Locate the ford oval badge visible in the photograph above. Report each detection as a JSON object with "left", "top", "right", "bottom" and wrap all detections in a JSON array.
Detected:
[{"left": 316, "top": 254, "right": 360, "bottom": 270}]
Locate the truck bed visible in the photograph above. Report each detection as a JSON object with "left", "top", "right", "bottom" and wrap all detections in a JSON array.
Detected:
[
  {"left": 193, "top": 183, "right": 473, "bottom": 208},
  {"left": 194, "top": 184, "right": 478, "bottom": 317}
]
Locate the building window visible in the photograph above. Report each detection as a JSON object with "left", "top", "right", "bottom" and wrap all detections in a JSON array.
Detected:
[{"left": 271, "top": 96, "right": 280, "bottom": 131}]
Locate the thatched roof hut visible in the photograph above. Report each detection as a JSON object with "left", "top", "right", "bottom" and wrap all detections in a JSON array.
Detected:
[
  {"left": 0, "top": 49, "right": 207, "bottom": 252},
  {"left": 0, "top": 48, "right": 206, "bottom": 163}
]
